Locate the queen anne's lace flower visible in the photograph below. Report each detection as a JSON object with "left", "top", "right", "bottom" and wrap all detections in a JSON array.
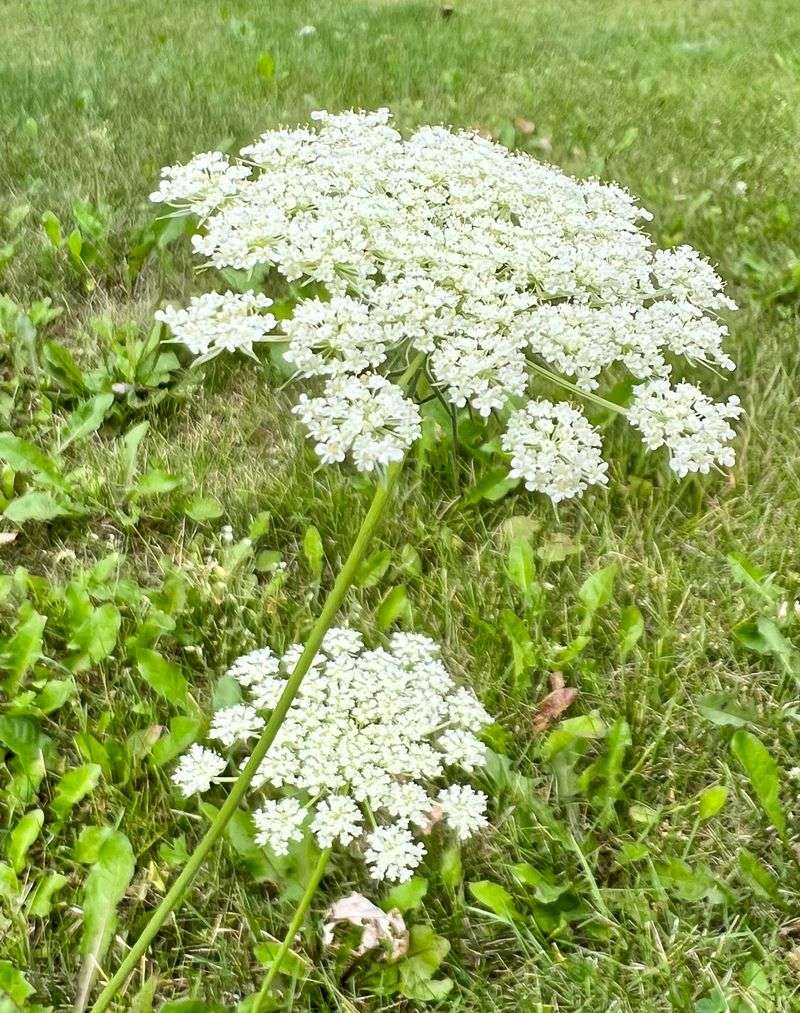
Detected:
[
  {"left": 502, "top": 400, "right": 609, "bottom": 501},
  {"left": 172, "top": 744, "right": 226, "bottom": 796},
  {"left": 173, "top": 629, "right": 493, "bottom": 882},
  {"left": 209, "top": 704, "right": 264, "bottom": 746},
  {"left": 253, "top": 797, "right": 306, "bottom": 855},
  {"left": 153, "top": 109, "right": 740, "bottom": 492},
  {"left": 628, "top": 380, "right": 742, "bottom": 477},
  {"left": 155, "top": 291, "right": 276, "bottom": 361}
]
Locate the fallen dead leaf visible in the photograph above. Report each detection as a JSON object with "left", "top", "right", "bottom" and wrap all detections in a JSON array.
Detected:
[
  {"left": 0, "top": 531, "right": 18, "bottom": 546},
  {"left": 532, "top": 673, "right": 578, "bottom": 733},
  {"left": 514, "top": 117, "right": 536, "bottom": 135},
  {"left": 323, "top": 892, "right": 408, "bottom": 961}
]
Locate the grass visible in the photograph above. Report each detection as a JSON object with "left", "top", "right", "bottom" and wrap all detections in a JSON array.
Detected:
[{"left": 1, "top": 0, "right": 800, "bottom": 1010}]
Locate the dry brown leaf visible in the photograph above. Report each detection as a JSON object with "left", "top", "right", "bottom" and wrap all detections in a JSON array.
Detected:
[
  {"left": 532, "top": 683, "right": 578, "bottom": 733},
  {"left": 514, "top": 117, "right": 536, "bottom": 135}
]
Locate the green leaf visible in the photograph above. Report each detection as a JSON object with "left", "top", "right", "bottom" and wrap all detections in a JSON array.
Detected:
[
  {"left": 136, "top": 649, "right": 189, "bottom": 707},
  {"left": 75, "top": 831, "right": 135, "bottom": 1011},
  {"left": 697, "top": 693, "right": 752, "bottom": 728},
  {"left": 0, "top": 431, "right": 67, "bottom": 490},
  {"left": 27, "top": 870, "right": 68, "bottom": 917},
  {"left": 468, "top": 880, "right": 520, "bottom": 922},
  {"left": 376, "top": 585, "right": 410, "bottom": 631},
  {"left": 730, "top": 730, "right": 785, "bottom": 836},
  {"left": 399, "top": 924, "right": 451, "bottom": 1000},
  {"left": 382, "top": 876, "right": 428, "bottom": 913},
  {"left": 698, "top": 785, "right": 728, "bottom": 821},
  {"left": 578, "top": 564, "right": 617, "bottom": 625},
  {"left": 34, "top": 678, "right": 76, "bottom": 714},
  {"left": 41, "top": 210, "right": 63, "bottom": 247},
  {"left": 0, "top": 961, "right": 34, "bottom": 1005},
  {"left": 439, "top": 844, "right": 462, "bottom": 890},
  {"left": 542, "top": 712, "right": 606, "bottom": 761},
  {"left": 254, "top": 940, "right": 309, "bottom": 977},
  {"left": 511, "top": 862, "right": 570, "bottom": 904},
  {"left": 51, "top": 763, "right": 101, "bottom": 820},
  {"left": 68, "top": 603, "right": 121, "bottom": 664},
  {"left": 464, "top": 467, "right": 519, "bottom": 505},
  {"left": 507, "top": 536, "right": 537, "bottom": 598},
  {"left": 151, "top": 716, "right": 203, "bottom": 767},
  {"left": 256, "top": 51, "right": 275, "bottom": 80},
  {"left": 618, "top": 605, "right": 644, "bottom": 659},
  {"left": 355, "top": 548, "right": 392, "bottom": 588},
  {"left": 119, "top": 420, "right": 149, "bottom": 487},
  {"left": 579, "top": 717, "right": 631, "bottom": 824},
  {"left": 302, "top": 525, "right": 324, "bottom": 578},
  {"left": 132, "top": 468, "right": 182, "bottom": 498},
  {"left": 4, "top": 490, "right": 75, "bottom": 523},
  {"left": 6, "top": 808, "right": 44, "bottom": 873},
  {"left": 501, "top": 609, "right": 535, "bottom": 687},
  {"left": 185, "top": 496, "right": 223, "bottom": 522},
  {"left": 60, "top": 393, "right": 114, "bottom": 449},
  {"left": 1, "top": 610, "right": 46, "bottom": 695},
  {"left": 737, "top": 848, "right": 780, "bottom": 901}
]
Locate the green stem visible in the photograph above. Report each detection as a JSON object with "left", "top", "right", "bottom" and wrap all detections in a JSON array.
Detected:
[
  {"left": 253, "top": 848, "right": 331, "bottom": 1011},
  {"left": 91, "top": 462, "right": 403, "bottom": 1012},
  {"left": 528, "top": 361, "right": 628, "bottom": 415}
]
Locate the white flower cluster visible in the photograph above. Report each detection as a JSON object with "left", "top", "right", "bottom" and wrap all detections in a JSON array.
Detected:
[
  {"left": 172, "top": 628, "right": 492, "bottom": 882},
  {"left": 628, "top": 380, "right": 742, "bottom": 477},
  {"left": 155, "top": 291, "right": 276, "bottom": 361},
  {"left": 152, "top": 109, "right": 740, "bottom": 491},
  {"left": 502, "top": 400, "right": 609, "bottom": 502}
]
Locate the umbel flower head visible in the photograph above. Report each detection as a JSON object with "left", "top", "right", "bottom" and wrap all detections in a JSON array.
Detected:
[
  {"left": 152, "top": 109, "right": 741, "bottom": 494},
  {"left": 172, "top": 629, "right": 492, "bottom": 882}
]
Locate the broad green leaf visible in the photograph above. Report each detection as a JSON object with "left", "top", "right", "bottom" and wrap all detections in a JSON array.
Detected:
[
  {"left": 579, "top": 717, "right": 631, "bottom": 824},
  {"left": 184, "top": 496, "right": 223, "bottom": 522},
  {"left": 399, "top": 923, "right": 451, "bottom": 999},
  {"left": 4, "top": 491, "right": 75, "bottom": 523},
  {"left": 26, "top": 870, "right": 68, "bottom": 917},
  {"left": 439, "top": 844, "right": 462, "bottom": 890},
  {"left": 0, "top": 961, "right": 34, "bottom": 1005},
  {"left": 0, "top": 432, "right": 67, "bottom": 490},
  {"left": 256, "top": 51, "right": 275, "bottom": 80},
  {"left": 73, "top": 826, "right": 114, "bottom": 864},
  {"left": 501, "top": 609, "right": 535, "bottom": 687},
  {"left": 731, "top": 730, "right": 785, "bottom": 836},
  {"left": 755, "top": 616, "right": 800, "bottom": 679},
  {"left": 136, "top": 649, "right": 188, "bottom": 707},
  {"left": 68, "top": 603, "right": 121, "bottom": 664},
  {"left": 75, "top": 831, "right": 135, "bottom": 1011},
  {"left": 468, "top": 880, "right": 520, "bottom": 922},
  {"left": 697, "top": 693, "right": 752, "bottom": 728},
  {"left": 698, "top": 785, "right": 728, "bottom": 821},
  {"left": 1, "top": 610, "right": 46, "bottom": 694},
  {"left": 302, "top": 525, "right": 324, "bottom": 578},
  {"left": 356, "top": 548, "right": 392, "bottom": 587},
  {"left": 727, "top": 551, "right": 781, "bottom": 605},
  {"left": 382, "top": 876, "right": 428, "bottom": 912},
  {"left": 254, "top": 941, "right": 309, "bottom": 977},
  {"left": 578, "top": 564, "right": 617, "bottom": 624},
  {"left": 132, "top": 468, "right": 182, "bottom": 498},
  {"left": 507, "top": 536, "right": 536, "bottom": 598},
  {"left": 34, "top": 678, "right": 76, "bottom": 714},
  {"left": 511, "top": 862, "right": 570, "bottom": 904},
  {"left": 376, "top": 585, "right": 410, "bottom": 631},
  {"left": 542, "top": 712, "right": 606, "bottom": 761},
  {"left": 60, "top": 393, "right": 114, "bottom": 449},
  {"left": 0, "top": 714, "right": 46, "bottom": 763},
  {"left": 6, "top": 808, "right": 44, "bottom": 872},
  {"left": 42, "top": 340, "right": 85, "bottom": 392},
  {"left": 120, "top": 420, "right": 149, "bottom": 486},
  {"left": 464, "top": 467, "right": 519, "bottom": 505},
  {"left": 737, "top": 848, "right": 779, "bottom": 901},
  {"left": 41, "top": 210, "right": 63, "bottom": 247},
  {"left": 51, "top": 763, "right": 101, "bottom": 820},
  {"left": 0, "top": 863, "right": 19, "bottom": 901},
  {"left": 618, "top": 605, "right": 644, "bottom": 659}
]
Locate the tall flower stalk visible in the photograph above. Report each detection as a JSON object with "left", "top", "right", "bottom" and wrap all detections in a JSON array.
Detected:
[{"left": 91, "top": 462, "right": 402, "bottom": 1012}]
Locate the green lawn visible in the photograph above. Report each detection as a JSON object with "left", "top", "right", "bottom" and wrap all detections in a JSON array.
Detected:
[{"left": 2, "top": 1, "right": 800, "bottom": 1010}]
